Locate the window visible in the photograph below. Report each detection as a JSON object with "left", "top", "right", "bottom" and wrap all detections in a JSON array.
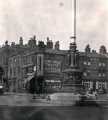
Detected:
[
  {"left": 45, "top": 60, "right": 61, "bottom": 73},
  {"left": 69, "top": 55, "right": 71, "bottom": 65},
  {"left": 99, "top": 63, "right": 106, "bottom": 67},
  {"left": 14, "top": 58, "right": 16, "bottom": 62},
  {"left": 83, "top": 72, "right": 87, "bottom": 76},
  {"left": 28, "top": 66, "right": 33, "bottom": 73},
  {"left": 88, "top": 62, "right": 91, "bottom": 65},
  {"left": 99, "top": 63, "right": 101, "bottom": 67},
  {"left": 98, "top": 73, "right": 101, "bottom": 77},
  {"left": 23, "top": 57, "right": 27, "bottom": 65},
  {"left": 39, "top": 56, "right": 42, "bottom": 71},
  {"left": 13, "top": 67, "right": 16, "bottom": 76},
  {"left": 83, "top": 82, "right": 90, "bottom": 89},
  {"left": 83, "top": 61, "right": 87, "bottom": 65},
  {"left": 103, "top": 63, "right": 105, "bottom": 67},
  {"left": 83, "top": 61, "right": 91, "bottom": 66},
  {"left": 17, "top": 66, "right": 20, "bottom": 73},
  {"left": 9, "top": 68, "right": 12, "bottom": 76},
  {"left": 98, "top": 73, "right": 105, "bottom": 77},
  {"left": 103, "top": 73, "right": 105, "bottom": 77}
]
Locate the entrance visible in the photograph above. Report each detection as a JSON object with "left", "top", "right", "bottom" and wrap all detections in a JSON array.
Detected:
[{"left": 29, "top": 76, "right": 45, "bottom": 94}]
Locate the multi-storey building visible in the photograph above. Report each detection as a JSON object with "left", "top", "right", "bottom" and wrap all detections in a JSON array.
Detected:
[
  {"left": 79, "top": 45, "right": 108, "bottom": 91},
  {"left": 0, "top": 36, "right": 37, "bottom": 90},
  {"left": 0, "top": 35, "right": 108, "bottom": 93},
  {"left": 8, "top": 38, "right": 66, "bottom": 92}
]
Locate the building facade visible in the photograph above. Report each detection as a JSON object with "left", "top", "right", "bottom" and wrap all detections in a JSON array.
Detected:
[
  {"left": 79, "top": 45, "right": 108, "bottom": 91},
  {"left": 0, "top": 36, "right": 108, "bottom": 93},
  {"left": 8, "top": 39, "right": 66, "bottom": 92}
]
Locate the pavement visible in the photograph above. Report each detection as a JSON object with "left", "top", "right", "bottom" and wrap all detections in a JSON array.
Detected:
[
  {"left": 0, "top": 92, "right": 107, "bottom": 106},
  {"left": 95, "top": 94, "right": 108, "bottom": 107},
  {"left": 0, "top": 92, "right": 52, "bottom": 106},
  {"left": 0, "top": 105, "right": 105, "bottom": 120},
  {"left": 0, "top": 92, "right": 79, "bottom": 106},
  {"left": 0, "top": 92, "right": 77, "bottom": 106},
  {"left": 0, "top": 92, "right": 81, "bottom": 106},
  {"left": 0, "top": 93, "right": 107, "bottom": 120}
]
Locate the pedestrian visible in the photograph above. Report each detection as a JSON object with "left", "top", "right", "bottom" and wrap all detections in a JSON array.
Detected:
[
  {"left": 93, "top": 91, "right": 98, "bottom": 99},
  {"left": 46, "top": 95, "right": 51, "bottom": 102}
]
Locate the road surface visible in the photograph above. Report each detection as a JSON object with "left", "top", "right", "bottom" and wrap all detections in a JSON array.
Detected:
[{"left": 0, "top": 93, "right": 107, "bottom": 120}]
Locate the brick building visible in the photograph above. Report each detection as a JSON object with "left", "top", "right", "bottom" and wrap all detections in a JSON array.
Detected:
[
  {"left": 79, "top": 46, "right": 108, "bottom": 91},
  {"left": 0, "top": 36, "right": 108, "bottom": 93},
  {"left": 8, "top": 37, "right": 66, "bottom": 92}
]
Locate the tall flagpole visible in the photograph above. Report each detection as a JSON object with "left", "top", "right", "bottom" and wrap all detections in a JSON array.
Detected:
[
  {"left": 70, "top": 0, "right": 76, "bottom": 43},
  {"left": 74, "top": 0, "right": 76, "bottom": 43}
]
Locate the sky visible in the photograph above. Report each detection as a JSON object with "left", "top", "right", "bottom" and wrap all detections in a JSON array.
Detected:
[{"left": 0, "top": 0, "right": 107, "bottom": 51}]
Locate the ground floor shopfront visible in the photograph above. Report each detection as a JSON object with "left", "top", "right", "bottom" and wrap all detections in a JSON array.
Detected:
[
  {"left": 9, "top": 74, "right": 108, "bottom": 94},
  {"left": 82, "top": 80, "right": 107, "bottom": 93}
]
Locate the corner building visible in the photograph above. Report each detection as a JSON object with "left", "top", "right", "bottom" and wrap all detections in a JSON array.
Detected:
[{"left": 7, "top": 37, "right": 108, "bottom": 92}]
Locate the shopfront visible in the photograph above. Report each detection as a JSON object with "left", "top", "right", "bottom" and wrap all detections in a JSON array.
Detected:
[{"left": 45, "top": 80, "right": 61, "bottom": 89}]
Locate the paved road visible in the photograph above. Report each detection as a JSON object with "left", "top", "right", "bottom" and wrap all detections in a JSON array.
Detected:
[
  {"left": 0, "top": 93, "right": 51, "bottom": 106},
  {"left": 0, "top": 106, "right": 106, "bottom": 120},
  {"left": 0, "top": 92, "right": 108, "bottom": 106},
  {"left": 0, "top": 92, "right": 80, "bottom": 106},
  {"left": 0, "top": 93, "right": 107, "bottom": 120}
]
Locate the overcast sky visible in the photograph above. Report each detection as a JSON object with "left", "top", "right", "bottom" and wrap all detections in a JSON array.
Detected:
[{"left": 0, "top": 0, "right": 107, "bottom": 51}]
